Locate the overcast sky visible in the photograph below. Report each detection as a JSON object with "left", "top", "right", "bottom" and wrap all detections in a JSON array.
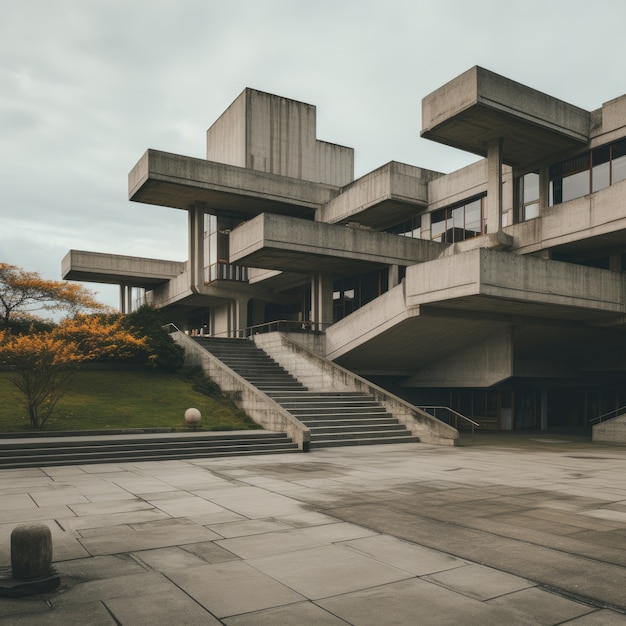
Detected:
[{"left": 2, "top": 0, "right": 625, "bottom": 309}]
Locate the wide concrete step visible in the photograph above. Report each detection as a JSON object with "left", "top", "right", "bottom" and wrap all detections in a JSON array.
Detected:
[
  {"left": 279, "top": 400, "right": 383, "bottom": 409},
  {"left": 305, "top": 424, "right": 406, "bottom": 435},
  {"left": 300, "top": 417, "right": 400, "bottom": 427},
  {"left": 288, "top": 407, "right": 389, "bottom": 417},
  {"left": 0, "top": 432, "right": 298, "bottom": 469},
  {"left": 309, "top": 435, "right": 419, "bottom": 448}
]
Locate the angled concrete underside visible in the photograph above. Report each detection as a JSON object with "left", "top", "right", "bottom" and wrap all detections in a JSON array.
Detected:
[
  {"left": 421, "top": 66, "right": 590, "bottom": 166},
  {"left": 129, "top": 149, "right": 338, "bottom": 217},
  {"left": 229, "top": 212, "right": 445, "bottom": 275},
  {"left": 326, "top": 249, "right": 626, "bottom": 383},
  {"left": 61, "top": 250, "right": 185, "bottom": 287},
  {"left": 317, "top": 161, "right": 442, "bottom": 230}
]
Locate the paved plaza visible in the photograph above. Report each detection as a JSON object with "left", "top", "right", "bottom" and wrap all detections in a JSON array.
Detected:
[{"left": 1, "top": 434, "right": 626, "bottom": 624}]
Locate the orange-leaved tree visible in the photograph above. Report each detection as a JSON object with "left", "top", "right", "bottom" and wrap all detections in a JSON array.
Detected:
[
  {"left": 0, "top": 316, "right": 148, "bottom": 429},
  {"left": 0, "top": 330, "right": 83, "bottom": 428},
  {"left": 55, "top": 314, "right": 148, "bottom": 363},
  {"left": 0, "top": 262, "right": 106, "bottom": 332}
]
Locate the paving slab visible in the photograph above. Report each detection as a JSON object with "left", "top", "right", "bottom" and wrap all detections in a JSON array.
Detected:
[
  {"left": 131, "top": 546, "right": 211, "bottom": 571},
  {"left": 78, "top": 521, "right": 221, "bottom": 555},
  {"left": 486, "top": 586, "right": 597, "bottom": 623},
  {"left": 216, "top": 527, "right": 324, "bottom": 559},
  {"left": 0, "top": 601, "right": 117, "bottom": 626},
  {"left": 342, "top": 534, "right": 468, "bottom": 576},
  {"left": 248, "top": 544, "right": 414, "bottom": 600},
  {"left": 105, "top": 588, "right": 222, "bottom": 625},
  {"left": 316, "top": 577, "right": 535, "bottom": 626},
  {"left": 223, "top": 600, "right": 349, "bottom": 625},
  {"left": 424, "top": 563, "right": 534, "bottom": 600},
  {"left": 165, "top": 561, "right": 305, "bottom": 618}
]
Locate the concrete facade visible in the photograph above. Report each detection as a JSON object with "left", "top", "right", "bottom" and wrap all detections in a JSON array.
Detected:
[{"left": 63, "top": 66, "right": 626, "bottom": 433}]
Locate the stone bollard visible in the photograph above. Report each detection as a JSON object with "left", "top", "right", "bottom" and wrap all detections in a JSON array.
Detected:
[
  {"left": 0, "top": 524, "right": 60, "bottom": 597},
  {"left": 11, "top": 524, "right": 53, "bottom": 579}
]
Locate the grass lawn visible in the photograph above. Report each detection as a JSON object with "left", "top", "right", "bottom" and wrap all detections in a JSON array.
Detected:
[{"left": 0, "top": 369, "right": 260, "bottom": 433}]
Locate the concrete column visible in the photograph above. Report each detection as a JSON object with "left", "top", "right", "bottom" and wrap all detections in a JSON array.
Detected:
[
  {"left": 539, "top": 164, "right": 550, "bottom": 213},
  {"left": 420, "top": 212, "right": 432, "bottom": 240},
  {"left": 188, "top": 204, "right": 205, "bottom": 289},
  {"left": 487, "top": 138, "right": 503, "bottom": 233},
  {"left": 311, "top": 272, "right": 334, "bottom": 331},
  {"left": 230, "top": 297, "right": 249, "bottom": 337},
  {"left": 119, "top": 284, "right": 134, "bottom": 313},
  {"left": 389, "top": 265, "right": 400, "bottom": 289},
  {"left": 119, "top": 284, "right": 126, "bottom": 313}
]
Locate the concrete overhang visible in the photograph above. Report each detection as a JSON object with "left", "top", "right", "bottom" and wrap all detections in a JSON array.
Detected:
[
  {"left": 405, "top": 248, "right": 625, "bottom": 321},
  {"left": 317, "top": 162, "right": 443, "bottom": 229},
  {"left": 421, "top": 66, "right": 590, "bottom": 166},
  {"left": 229, "top": 213, "right": 446, "bottom": 276},
  {"left": 129, "top": 149, "right": 339, "bottom": 217},
  {"left": 62, "top": 250, "right": 185, "bottom": 287}
]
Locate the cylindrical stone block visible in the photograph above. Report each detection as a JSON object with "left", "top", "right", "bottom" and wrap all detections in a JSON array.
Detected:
[{"left": 11, "top": 524, "right": 52, "bottom": 580}]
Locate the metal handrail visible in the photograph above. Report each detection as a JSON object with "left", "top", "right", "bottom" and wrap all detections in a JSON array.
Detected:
[
  {"left": 418, "top": 406, "right": 480, "bottom": 439},
  {"left": 589, "top": 405, "right": 626, "bottom": 425}
]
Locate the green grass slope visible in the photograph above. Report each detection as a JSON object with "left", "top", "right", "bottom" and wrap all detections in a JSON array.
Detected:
[{"left": 0, "top": 369, "right": 259, "bottom": 433}]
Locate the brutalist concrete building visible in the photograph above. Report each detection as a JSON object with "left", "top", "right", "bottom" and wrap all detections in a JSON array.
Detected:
[{"left": 63, "top": 67, "right": 626, "bottom": 437}]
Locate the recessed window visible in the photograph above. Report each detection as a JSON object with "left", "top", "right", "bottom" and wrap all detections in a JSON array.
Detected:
[
  {"left": 549, "top": 139, "right": 626, "bottom": 206},
  {"left": 519, "top": 172, "right": 539, "bottom": 221},
  {"left": 430, "top": 196, "right": 486, "bottom": 243}
]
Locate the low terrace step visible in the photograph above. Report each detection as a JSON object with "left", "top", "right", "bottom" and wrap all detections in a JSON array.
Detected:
[{"left": 0, "top": 431, "right": 298, "bottom": 469}]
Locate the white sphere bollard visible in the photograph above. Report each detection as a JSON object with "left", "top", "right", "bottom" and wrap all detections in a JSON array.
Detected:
[{"left": 184, "top": 407, "right": 201, "bottom": 429}]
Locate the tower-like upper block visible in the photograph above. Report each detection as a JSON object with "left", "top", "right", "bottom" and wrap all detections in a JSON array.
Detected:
[
  {"left": 421, "top": 66, "right": 591, "bottom": 167},
  {"left": 206, "top": 88, "right": 354, "bottom": 187}
]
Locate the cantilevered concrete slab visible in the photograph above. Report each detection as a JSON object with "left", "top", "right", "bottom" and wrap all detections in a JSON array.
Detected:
[
  {"left": 62, "top": 250, "right": 185, "bottom": 287},
  {"left": 229, "top": 212, "right": 446, "bottom": 275},
  {"left": 317, "top": 162, "right": 443, "bottom": 229},
  {"left": 128, "top": 150, "right": 339, "bottom": 217},
  {"left": 405, "top": 248, "right": 625, "bottom": 320},
  {"left": 421, "top": 66, "right": 590, "bottom": 166},
  {"left": 326, "top": 250, "right": 626, "bottom": 377}
]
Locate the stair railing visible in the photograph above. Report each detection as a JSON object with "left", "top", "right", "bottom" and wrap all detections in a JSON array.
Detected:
[
  {"left": 418, "top": 406, "right": 479, "bottom": 440},
  {"left": 589, "top": 406, "right": 626, "bottom": 425}
]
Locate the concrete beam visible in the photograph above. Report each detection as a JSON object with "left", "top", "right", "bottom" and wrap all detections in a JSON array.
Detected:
[
  {"left": 61, "top": 250, "right": 185, "bottom": 287},
  {"left": 405, "top": 248, "right": 625, "bottom": 320},
  {"left": 128, "top": 149, "right": 339, "bottom": 216},
  {"left": 317, "top": 161, "right": 443, "bottom": 229},
  {"left": 229, "top": 212, "right": 446, "bottom": 276},
  {"left": 421, "top": 66, "right": 590, "bottom": 166}
]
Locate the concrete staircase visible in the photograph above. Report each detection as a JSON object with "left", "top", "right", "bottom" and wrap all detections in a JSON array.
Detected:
[
  {"left": 0, "top": 431, "right": 298, "bottom": 469},
  {"left": 193, "top": 337, "right": 417, "bottom": 449}
]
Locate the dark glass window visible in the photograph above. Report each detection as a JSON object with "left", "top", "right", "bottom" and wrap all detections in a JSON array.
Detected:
[
  {"left": 385, "top": 216, "right": 421, "bottom": 238},
  {"left": 519, "top": 172, "right": 539, "bottom": 221},
  {"left": 430, "top": 196, "right": 486, "bottom": 243},
  {"left": 549, "top": 139, "right": 626, "bottom": 206}
]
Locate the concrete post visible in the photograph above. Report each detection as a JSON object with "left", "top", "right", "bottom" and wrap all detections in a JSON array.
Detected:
[
  {"left": 188, "top": 204, "right": 205, "bottom": 290},
  {"left": 389, "top": 265, "right": 400, "bottom": 289},
  {"left": 487, "top": 138, "right": 503, "bottom": 233},
  {"left": 311, "top": 272, "right": 334, "bottom": 331},
  {"left": 11, "top": 524, "right": 52, "bottom": 579},
  {"left": 539, "top": 164, "right": 550, "bottom": 213}
]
